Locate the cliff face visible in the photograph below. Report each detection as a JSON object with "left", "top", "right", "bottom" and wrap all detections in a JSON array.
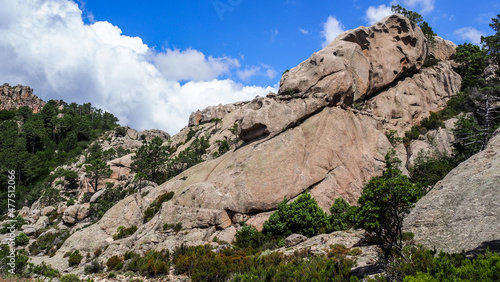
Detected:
[
  {"left": 404, "top": 127, "right": 500, "bottom": 255},
  {"left": 0, "top": 83, "right": 45, "bottom": 113},
  {"left": 29, "top": 15, "right": 463, "bottom": 270}
]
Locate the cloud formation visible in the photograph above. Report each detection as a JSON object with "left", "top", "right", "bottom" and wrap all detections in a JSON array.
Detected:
[
  {"left": 0, "top": 0, "right": 275, "bottom": 134},
  {"left": 321, "top": 16, "right": 345, "bottom": 48},
  {"left": 400, "top": 0, "right": 435, "bottom": 14},
  {"left": 454, "top": 27, "right": 484, "bottom": 45},
  {"left": 365, "top": 4, "right": 392, "bottom": 25}
]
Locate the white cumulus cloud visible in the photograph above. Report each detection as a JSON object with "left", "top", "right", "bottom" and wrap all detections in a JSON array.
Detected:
[
  {"left": 0, "top": 0, "right": 276, "bottom": 134},
  {"left": 153, "top": 48, "right": 240, "bottom": 82},
  {"left": 454, "top": 27, "right": 484, "bottom": 45},
  {"left": 365, "top": 4, "right": 393, "bottom": 25},
  {"left": 321, "top": 16, "right": 345, "bottom": 48}
]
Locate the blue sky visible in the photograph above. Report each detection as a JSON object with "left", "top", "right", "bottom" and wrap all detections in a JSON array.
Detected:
[{"left": 0, "top": 0, "right": 498, "bottom": 133}]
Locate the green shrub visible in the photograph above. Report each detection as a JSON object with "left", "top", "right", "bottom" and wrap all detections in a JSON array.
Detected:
[
  {"left": 329, "top": 197, "right": 357, "bottom": 232},
  {"left": 30, "top": 261, "right": 60, "bottom": 278},
  {"left": 112, "top": 225, "right": 138, "bottom": 240},
  {"left": 84, "top": 260, "right": 104, "bottom": 273},
  {"left": 163, "top": 222, "right": 182, "bottom": 233},
  {"left": 68, "top": 250, "right": 83, "bottom": 267},
  {"left": 125, "top": 249, "right": 170, "bottom": 277},
  {"left": 60, "top": 274, "right": 81, "bottom": 282},
  {"left": 14, "top": 232, "right": 30, "bottom": 246},
  {"left": 328, "top": 244, "right": 348, "bottom": 258},
  {"left": 29, "top": 229, "right": 70, "bottom": 256},
  {"left": 106, "top": 255, "right": 123, "bottom": 271},
  {"left": 234, "top": 224, "right": 268, "bottom": 250},
  {"left": 89, "top": 185, "right": 131, "bottom": 220},
  {"left": 108, "top": 272, "right": 116, "bottom": 278},
  {"left": 385, "top": 130, "right": 402, "bottom": 146},
  {"left": 143, "top": 191, "right": 175, "bottom": 223},
  {"left": 419, "top": 112, "right": 444, "bottom": 131},
  {"left": 263, "top": 192, "right": 329, "bottom": 238},
  {"left": 347, "top": 248, "right": 362, "bottom": 256},
  {"left": 0, "top": 215, "right": 27, "bottom": 234},
  {"left": 404, "top": 125, "right": 422, "bottom": 141},
  {"left": 410, "top": 152, "right": 458, "bottom": 188}
]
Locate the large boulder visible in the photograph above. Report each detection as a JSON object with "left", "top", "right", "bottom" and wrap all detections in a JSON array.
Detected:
[
  {"left": 279, "top": 14, "right": 426, "bottom": 102},
  {"left": 404, "top": 128, "right": 500, "bottom": 254}
]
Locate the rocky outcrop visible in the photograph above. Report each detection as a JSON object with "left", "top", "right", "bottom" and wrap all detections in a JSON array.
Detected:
[
  {"left": 280, "top": 15, "right": 426, "bottom": 101},
  {"left": 0, "top": 83, "right": 46, "bottom": 113},
  {"left": 404, "top": 128, "right": 500, "bottom": 254},
  {"left": 239, "top": 15, "right": 460, "bottom": 142},
  {"left": 36, "top": 15, "right": 462, "bottom": 271},
  {"left": 189, "top": 102, "right": 249, "bottom": 126}
]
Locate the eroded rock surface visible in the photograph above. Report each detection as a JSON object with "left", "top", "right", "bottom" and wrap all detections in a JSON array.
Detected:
[{"left": 405, "top": 128, "right": 500, "bottom": 254}]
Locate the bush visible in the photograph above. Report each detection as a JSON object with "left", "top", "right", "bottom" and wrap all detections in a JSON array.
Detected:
[
  {"left": 347, "top": 248, "right": 362, "bottom": 256},
  {"left": 30, "top": 261, "right": 60, "bottom": 278},
  {"left": 29, "top": 229, "right": 70, "bottom": 256},
  {"left": 419, "top": 112, "right": 444, "bottom": 131},
  {"left": 112, "top": 225, "right": 138, "bottom": 240},
  {"left": 410, "top": 151, "right": 457, "bottom": 188},
  {"left": 163, "top": 222, "right": 182, "bottom": 233},
  {"left": 60, "top": 274, "right": 81, "bottom": 282},
  {"left": 106, "top": 255, "right": 123, "bottom": 271},
  {"left": 126, "top": 249, "right": 170, "bottom": 277},
  {"left": 234, "top": 224, "right": 269, "bottom": 250},
  {"left": 84, "top": 260, "right": 104, "bottom": 273},
  {"left": 0, "top": 215, "right": 27, "bottom": 234},
  {"left": 14, "top": 232, "right": 30, "bottom": 246},
  {"left": 263, "top": 192, "right": 329, "bottom": 238},
  {"left": 68, "top": 250, "right": 83, "bottom": 267},
  {"left": 143, "top": 191, "right": 175, "bottom": 223},
  {"left": 329, "top": 198, "right": 356, "bottom": 232}
]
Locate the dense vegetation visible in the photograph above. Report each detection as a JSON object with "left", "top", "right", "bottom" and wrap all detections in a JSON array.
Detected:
[{"left": 0, "top": 99, "right": 119, "bottom": 213}]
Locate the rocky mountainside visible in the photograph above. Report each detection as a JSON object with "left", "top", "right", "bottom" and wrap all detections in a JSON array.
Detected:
[
  {"left": 404, "top": 127, "right": 500, "bottom": 255},
  {"left": 24, "top": 14, "right": 466, "bottom": 272},
  {"left": 0, "top": 83, "right": 46, "bottom": 113}
]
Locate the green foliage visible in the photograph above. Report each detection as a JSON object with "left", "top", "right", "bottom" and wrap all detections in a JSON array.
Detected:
[
  {"left": 14, "top": 232, "right": 30, "bottom": 246},
  {"left": 385, "top": 130, "right": 402, "bottom": 146},
  {"left": 0, "top": 109, "right": 16, "bottom": 121},
  {"left": 143, "top": 191, "right": 175, "bottom": 223},
  {"left": 234, "top": 224, "right": 269, "bottom": 250},
  {"left": 409, "top": 151, "right": 458, "bottom": 187},
  {"left": 125, "top": 249, "right": 170, "bottom": 277},
  {"left": 0, "top": 100, "right": 118, "bottom": 214},
  {"left": 163, "top": 222, "right": 182, "bottom": 233},
  {"left": 60, "top": 274, "right": 81, "bottom": 282},
  {"left": 186, "top": 126, "right": 200, "bottom": 141},
  {"left": 68, "top": 250, "right": 83, "bottom": 267},
  {"left": 452, "top": 114, "right": 483, "bottom": 160},
  {"left": 40, "top": 186, "right": 63, "bottom": 206},
  {"left": 263, "top": 192, "right": 329, "bottom": 238},
  {"left": 329, "top": 198, "right": 356, "bottom": 232},
  {"left": 130, "top": 136, "right": 172, "bottom": 184},
  {"left": 85, "top": 158, "right": 112, "bottom": 191},
  {"left": 84, "top": 260, "right": 104, "bottom": 274},
  {"left": 0, "top": 215, "right": 27, "bottom": 234},
  {"left": 29, "top": 229, "right": 70, "bottom": 256},
  {"left": 213, "top": 139, "right": 230, "bottom": 157},
  {"left": 112, "top": 225, "right": 138, "bottom": 240},
  {"left": 89, "top": 185, "right": 131, "bottom": 221},
  {"left": 481, "top": 14, "right": 500, "bottom": 68},
  {"left": 30, "top": 261, "right": 61, "bottom": 278},
  {"left": 404, "top": 125, "right": 422, "bottom": 141},
  {"left": 356, "top": 151, "right": 425, "bottom": 257},
  {"left": 455, "top": 43, "right": 488, "bottom": 89},
  {"left": 106, "top": 255, "right": 123, "bottom": 271}
]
